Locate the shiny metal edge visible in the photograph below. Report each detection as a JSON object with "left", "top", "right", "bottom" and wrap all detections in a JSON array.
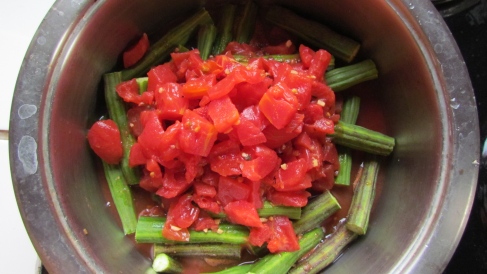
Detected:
[
  {"left": 392, "top": 0, "right": 480, "bottom": 273},
  {"left": 9, "top": 0, "right": 97, "bottom": 273}
]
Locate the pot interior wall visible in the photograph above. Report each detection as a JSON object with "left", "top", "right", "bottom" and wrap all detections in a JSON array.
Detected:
[{"left": 44, "top": 0, "right": 444, "bottom": 272}]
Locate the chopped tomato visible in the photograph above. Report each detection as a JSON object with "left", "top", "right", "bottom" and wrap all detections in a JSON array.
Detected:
[
  {"left": 208, "top": 96, "right": 240, "bottom": 133},
  {"left": 87, "top": 119, "right": 123, "bottom": 165},
  {"left": 217, "top": 176, "right": 250, "bottom": 206},
  {"left": 182, "top": 74, "right": 217, "bottom": 99},
  {"left": 139, "top": 159, "right": 163, "bottom": 192},
  {"left": 123, "top": 33, "right": 150, "bottom": 68},
  {"left": 259, "top": 83, "right": 298, "bottom": 129},
  {"left": 249, "top": 216, "right": 300, "bottom": 252},
  {"left": 266, "top": 216, "right": 300, "bottom": 253},
  {"left": 193, "top": 181, "right": 217, "bottom": 198},
  {"left": 240, "top": 145, "right": 279, "bottom": 181},
  {"left": 157, "top": 169, "right": 192, "bottom": 199},
  {"left": 137, "top": 111, "right": 164, "bottom": 160},
  {"left": 179, "top": 110, "right": 218, "bottom": 157},
  {"left": 266, "top": 189, "right": 311, "bottom": 207},
  {"left": 128, "top": 142, "right": 147, "bottom": 167},
  {"left": 275, "top": 158, "right": 309, "bottom": 191},
  {"left": 192, "top": 211, "right": 219, "bottom": 232},
  {"left": 208, "top": 139, "right": 243, "bottom": 176},
  {"left": 224, "top": 200, "right": 262, "bottom": 227},
  {"left": 308, "top": 49, "right": 332, "bottom": 81},
  {"left": 154, "top": 82, "right": 188, "bottom": 120},
  {"left": 147, "top": 63, "right": 178, "bottom": 92},
  {"left": 248, "top": 180, "right": 263, "bottom": 209},
  {"left": 116, "top": 79, "right": 154, "bottom": 105},
  {"left": 162, "top": 194, "right": 200, "bottom": 241},
  {"left": 127, "top": 105, "right": 153, "bottom": 137}
]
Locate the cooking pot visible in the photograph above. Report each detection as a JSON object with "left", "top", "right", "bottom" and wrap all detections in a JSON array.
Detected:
[{"left": 10, "top": 0, "right": 479, "bottom": 273}]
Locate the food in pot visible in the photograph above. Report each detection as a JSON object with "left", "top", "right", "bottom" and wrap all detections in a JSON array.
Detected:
[{"left": 86, "top": 2, "right": 395, "bottom": 273}]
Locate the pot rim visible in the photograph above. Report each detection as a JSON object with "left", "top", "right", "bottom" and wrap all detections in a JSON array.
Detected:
[{"left": 9, "top": 0, "right": 479, "bottom": 273}]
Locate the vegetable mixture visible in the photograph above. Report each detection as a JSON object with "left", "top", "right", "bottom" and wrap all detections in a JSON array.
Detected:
[{"left": 87, "top": 2, "right": 395, "bottom": 273}]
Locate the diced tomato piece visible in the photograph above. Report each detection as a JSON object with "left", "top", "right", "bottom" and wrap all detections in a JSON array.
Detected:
[
  {"left": 264, "top": 59, "right": 292, "bottom": 83},
  {"left": 282, "top": 70, "right": 313, "bottom": 110},
  {"left": 192, "top": 211, "right": 219, "bottom": 232},
  {"left": 87, "top": 119, "right": 123, "bottom": 164},
  {"left": 116, "top": 79, "right": 154, "bottom": 105},
  {"left": 154, "top": 82, "right": 188, "bottom": 121},
  {"left": 249, "top": 223, "right": 272, "bottom": 247},
  {"left": 137, "top": 111, "right": 164, "bottom": 160},
  {"left": 137, "top": 159, "right": 164, "bottom": 193},
  {"left": 170, "top": 194, "right": 200, "bottom": 228},
  {"left": 235, "top": 120, "right": 267, "bottom": 147},
  {"left": 295, "top": 136, "right": 325, "bottom": 172},
  {"left": 275, "top": 158, "right": 309, "bottom": 191},
  {"left": 206, "top": 73, "right": 237, "bottom": 100},
  {"left": 232, "top": 80, "right": 271, "bottom": 111},
  {"left": 208, "top": 96, "right": 240, "bottom": 133},
  {"left": 308, "top": 49, "right": 332, "bottom": 81},
  {"left": 250, "top": 216, "right": 300, "bottom": 252},
  {"left": 241, "top": 145, "right": 279, "bottom": 181},
  {"left": 299, "top": 45, "right": 314, "bottom": 68},
  {"left": 248, "top": 180, "right": 263, "bottom": 209},
  {"left": 194, "top": 182, "right": 217, "bottom": 198},
  {"left": 123, "top": 33, "right": 150, "bottom": 68},
  {"left": 182, "top": 74, "right": 217, "bottom": 99},
  {"left": 208, "top": 139, "right": 243, "bottom": 176},
  {"left": 266, "top": 216, "right": 300, "bottom": 253},
  {"left": 259, "top": 83, "right": 298, "bottom": 129},
  {"left": 224, "top": 200, "right": 262, "bottom": 227},
  {"left": 302, "top": 103, "right": 325, "bottom": 124},
  {"left": 231, "top": 66, "right": 266, "bottom": 84},
  {"left": 156, "top": 169, "right": 192, "bottom": 198},
  {"left": 322, "top": 141, "right": 340, "bottom": 170},
  {"left": 311, "top": 81, "right": 335, "bottom": 114},
  {"left": 179, "top": 110, "right": 218, "bottom": 157},
  {"left": 171, "top": 49, "right": 205, "bottom": 80},
  {"left": 162, "top": 194, "right": 200, "bottom": 241},
  {"left": 263, "top": 113, "right": 304, "bottom": 149},
  {"left": 158, "top": 121, "right": 182, "bottom": 164},
  {"left": 147, "top": 63, "right": 178, "bottom": 92},
  {"left": 217, "top": 176, "right": 250, "bottom": 206},
  {"left": 201, "top": 167, "right": 220, "bottom": 187},
  {"left": 304, "top": 117, "right": 335, "bottom": 137},
  {"left": 266, "top": 189, "right": 311, "bottom": 207},
  {"left": 193, "top": 195, "right": 222, "bottom": 214},
  {"left": 178, "top": 153, "right": 204, "bottom": 183},
  {"left": 129, "top": 142, "right": 147, "bottom": 167},
  {"left": 311, "top": 164, "right": 336, "bottom": 192},
  {"left": 127, "top": 105, "right": 153, "bottom": 137}
]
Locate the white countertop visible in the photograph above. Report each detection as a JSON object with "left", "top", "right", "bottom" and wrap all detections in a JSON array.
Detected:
[{"left": 0, "top": 0, "right": 56, "bottom": 272}]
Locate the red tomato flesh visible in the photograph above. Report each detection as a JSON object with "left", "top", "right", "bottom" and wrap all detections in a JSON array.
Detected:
[{"left": 87, "top": 119, "right": 123, "bottom": 165}]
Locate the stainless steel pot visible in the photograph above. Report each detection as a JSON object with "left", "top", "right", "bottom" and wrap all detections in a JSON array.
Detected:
[{"left": 10, "top": 0, "right": 479, "bottom": 273}]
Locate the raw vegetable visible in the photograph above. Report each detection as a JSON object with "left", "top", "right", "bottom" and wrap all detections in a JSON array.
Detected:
[
  {"left": 289, "top": 224, "right": 357, "bottom": 274},
  {"left": 135, "top": 217, "right": 249, "bottom": 245},
  {"left": 335, "top": 96, "right": 360, "bottom": 186},
  {"left": 346, "top": 155, "right": 380, "bottom": 234},
  {"left": 265, "top": 5, "right": 360, "bottom": 63},
  {"left": 102, "top": 162, "right": 137, "bottom": 235},
  {"left": 150, "top": 253, "right": 183, "bottom": 273},
  {"left": 153, "top": 243, "right": 242, "bottom": 259},
  {"left": 293, "top": 190, "right": 341, "bottom": 234}
]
